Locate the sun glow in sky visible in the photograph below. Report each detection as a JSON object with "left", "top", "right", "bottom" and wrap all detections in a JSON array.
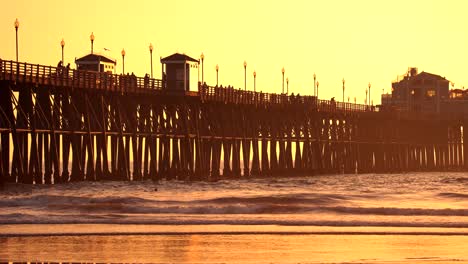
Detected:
[{"left": 1, "top": 0, "right": 468, "bottom": 104}]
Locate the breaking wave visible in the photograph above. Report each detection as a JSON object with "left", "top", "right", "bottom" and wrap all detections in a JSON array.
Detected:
[{"left": 1, "top": 172, "right": 467, "bottom": 229}]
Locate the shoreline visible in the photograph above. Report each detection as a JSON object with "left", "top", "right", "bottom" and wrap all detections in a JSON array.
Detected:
[{"left": 2, "top": 224, "right": 468, "bottom": 237}]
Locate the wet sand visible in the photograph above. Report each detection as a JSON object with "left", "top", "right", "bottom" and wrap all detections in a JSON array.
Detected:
[{"left": 1, "top": 225, "right": 467, "bottom": 263}]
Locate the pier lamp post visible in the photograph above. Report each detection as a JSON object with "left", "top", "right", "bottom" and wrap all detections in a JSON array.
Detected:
[
  {"left": 368, "top": 83, "right": 372, "bottom": 105},
  {"left": 286, "top": 77, "right": 289, "bottom": 95},
  {"left": 313, "top": 73, "right": 316, "bottom": 97},
  {"left": 149, "top": 43, "right": 154, "bottom": 78},
  {"left": 253, "top": 70, "right": 256, "bottom": 92},
  {"left": 121, "top": 49, "right": 126, "bottom": 74},
  {"left": 316, "top": 81, "right": 319, "bottom": 99},
  {"left": 244, "top": 61, "right": 247, "bottom": 91},
  {"left": 365, "top": 89, "right": 368, "bottom": 106},
  {"left": 354, "top": 97, "right": 356, "bottom": 104},
  {"left": 342, "top": 78, "right": 345, "bottom": 103},
  {"left": 216, "top": 64, "right": 219, "bottom": 86},
  {"left": 90, "top": 32, "right": 95, "bottom": 54},
  {"left": 200, "top": 53, "right": 204, "bottom": 84},
  {"left": 60, "top": 38, "right": 65, "bottom": 64},
  {"left": 14, "top": 18, "right": 19, "bottom": 62},
  {"left": 348, "top": 96, "right": 350, "bottom": 103},
  {"left": 282, "top": 67, "right": 285, "bottom": 94}
]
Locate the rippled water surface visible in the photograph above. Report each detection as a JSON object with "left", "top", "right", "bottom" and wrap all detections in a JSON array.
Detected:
[{"left": 1, "top": 172, "right": 467, "bottom": 228}]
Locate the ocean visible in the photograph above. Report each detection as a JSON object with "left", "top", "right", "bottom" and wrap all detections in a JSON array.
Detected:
[{"left": 0, "top": 172, "right": 467, "bottom": 263}]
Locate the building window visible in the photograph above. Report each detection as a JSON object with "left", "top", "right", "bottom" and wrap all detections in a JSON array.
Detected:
[{"left": 427, "top": 89, "right": 435, "bottom": 98}]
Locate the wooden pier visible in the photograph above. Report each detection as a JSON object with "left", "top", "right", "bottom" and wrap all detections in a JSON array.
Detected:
[{"left": 1, "top": 59, "right": 467, "bottom": 184}]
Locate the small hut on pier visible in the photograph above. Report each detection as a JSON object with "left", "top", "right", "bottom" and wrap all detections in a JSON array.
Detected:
[
  {"left": 160, "top": 53, "right": 199, "bottom": 92},
  {"left": 75, "top": 53, "right": 117, "bottom": 73}
]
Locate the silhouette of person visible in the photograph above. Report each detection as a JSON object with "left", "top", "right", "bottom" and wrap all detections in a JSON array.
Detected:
[
  {"left": 130, "top": 72, "right": 137, "bottom": 90},
  {"left": 57, "top": 60, "right": 63, "bottom": 75},
  {"left": 290, "top": 93, "right": 295, "bottom": 104},
  {"left": 144, "top": 73, "right": 149, "bottom": 89}
]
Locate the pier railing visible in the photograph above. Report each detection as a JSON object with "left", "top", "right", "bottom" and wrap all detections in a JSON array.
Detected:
[
  {"left": 199, "top": 84, "right": 376, "bottom": 113},
  {"left": 0, "top": 59, "right": 162, "bottom": 92},
  {"left": 0, "top": 59, "right": 377, "bottom": 113}
]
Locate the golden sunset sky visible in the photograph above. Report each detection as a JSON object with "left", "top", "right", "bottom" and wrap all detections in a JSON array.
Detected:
[{"left": 1, "top": 0, "right": 467, "bottom": 104}]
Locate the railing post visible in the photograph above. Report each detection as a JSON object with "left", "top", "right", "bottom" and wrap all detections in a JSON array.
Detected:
[
  {"left": 35, "top": 64, "right": 38, "bottom": 84},
  {"left": 41, "top": 65, "right": 44, "bottom": 85},
  {"left": 21, "top": 62, "right": 25, "bottom": 82}
]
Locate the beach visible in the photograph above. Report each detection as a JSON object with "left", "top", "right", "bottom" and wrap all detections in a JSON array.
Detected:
[{"left": 0, "top": 172, "right": 467, "bottom": 263}]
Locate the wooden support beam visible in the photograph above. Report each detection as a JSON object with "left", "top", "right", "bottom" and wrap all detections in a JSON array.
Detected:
[{"left": 0, "top": 82, "right": 14, "bottom": 183}]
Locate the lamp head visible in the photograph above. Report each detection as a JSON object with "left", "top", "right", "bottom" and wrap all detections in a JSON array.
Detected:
[
  {"left": 90, "top": 32, "right": 95, "bottom": 42},
  {"left": 14, "top": 18, "right": 19, "bottom": 29},
  {"left": 60, "top": 38, "right": 65, "bottom": 47},
  {"left": 121, "top": 49, "right": 126, "bottom": 57}
]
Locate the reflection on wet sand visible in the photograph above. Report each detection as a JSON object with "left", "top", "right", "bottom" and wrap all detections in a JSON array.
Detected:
[{"left": 1, "top": 234, "right": 467, "bottom": 263}]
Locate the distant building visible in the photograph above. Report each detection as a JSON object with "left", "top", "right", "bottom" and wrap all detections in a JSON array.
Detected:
[
  {"left": 75, "top": 53, "right": 117, "bottom": 73},
  {"left": 449, "top": 88, "right": 468, "bottom": 99},
  {"left": 382, "top": 67, "right": 449, "bottom": 113},
  {"left": 381, "top": 93, "right": 392, "bottom": 106},
  {"left": 444, "top": 88, "right": 468, "bottom": 115}
]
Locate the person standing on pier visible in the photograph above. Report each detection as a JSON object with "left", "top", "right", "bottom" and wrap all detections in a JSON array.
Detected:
[
  {"left": 144, "top": 73, "right": 149, "bottom": 89},
  {"left": 57, "top": 60, "right": 63, "bottom": 75}
]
